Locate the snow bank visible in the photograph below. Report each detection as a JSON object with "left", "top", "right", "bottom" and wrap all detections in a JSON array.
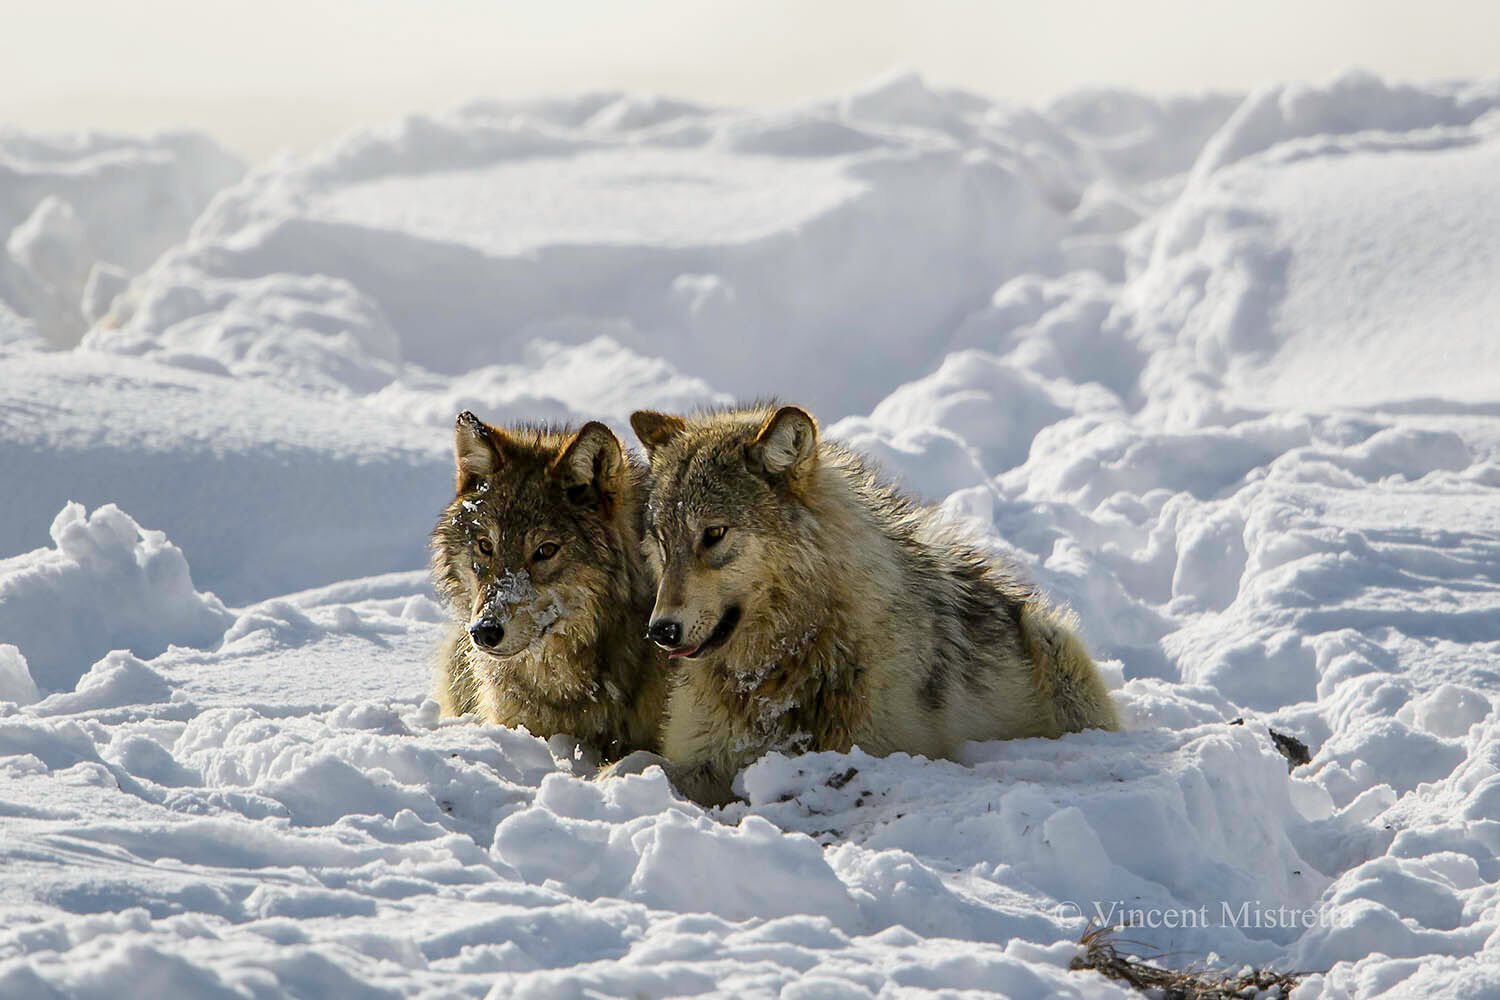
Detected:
[
  {"left": 1189, "top": 70, "right": 1500, "bottom": 180},
  {"left": 1130, "top": 104, "right": 1500, "bottom": 414},
  {"left": 0, "top": 128, "right": 243, "bottom": 347},
  {"left": 0, "top": 503, "right": 231, "bottom": 694},
  {"left": 0, "top": 351, "right": 453, "bottom": 604},
  {"left": 83, "top": 73, "right": 1191, "bottom": 416}
]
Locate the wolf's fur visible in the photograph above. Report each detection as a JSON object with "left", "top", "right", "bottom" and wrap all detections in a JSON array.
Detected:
[
  {"left": 430, "top": 412, "right": 668, "bottom": 760},
  {"left": 604, "top": 403, "right": 1118, "bottom": 805}
]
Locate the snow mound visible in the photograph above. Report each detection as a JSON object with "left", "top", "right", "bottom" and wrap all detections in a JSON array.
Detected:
[
  {"left": 493, "top": 771, "right": 863, "bottom": 927},
  {"left": 88, "top": 266, "right": 406, "bottom": 393},
  {"left": 737, "top": 727, "right": 1325, "bottom": 960},
  {"left": 831, "top": 349, "right": 1120, "bottom": 481},
  {"left": 0, "top": 128, "right": 243, "bottom": 346},
  {"left": 31, "top": 651, "right": 175, "bottom": 717},
  {"left": 0, "top": 503, "right": 232, "bottom": 694},
  {"left": 0, "top": 644, "right": 40, "bottom": 706},
  {"left": 364, "top": 335, "right": 729, "bottom": 429}
]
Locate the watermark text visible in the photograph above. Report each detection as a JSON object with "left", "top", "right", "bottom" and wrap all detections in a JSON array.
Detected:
[{"left": 1053, "top": 899, "right": 1352, "bottom": 930}]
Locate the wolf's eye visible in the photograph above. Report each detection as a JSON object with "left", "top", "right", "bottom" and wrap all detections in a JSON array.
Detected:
[
  {"left": 476, "top": 538, "right": 494, "bottom": 557},
  {"left": 702, "top": 526, "right": 728, "bottom": 548},
  {"left": 532, "top": 542, "right": 560, "bottom": 562}
]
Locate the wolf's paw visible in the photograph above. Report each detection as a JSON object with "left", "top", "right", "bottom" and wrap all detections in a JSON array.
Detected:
[{"left": 597, "top": 750, "right": 673, "bottom": 780}]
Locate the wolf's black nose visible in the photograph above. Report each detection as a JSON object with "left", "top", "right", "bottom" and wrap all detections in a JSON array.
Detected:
[
  {"left": 469, "top": 621, "right": 505, "bottom": 649},
  {"left": 646, "top": 618, "right": 682, "bottom": 649}
]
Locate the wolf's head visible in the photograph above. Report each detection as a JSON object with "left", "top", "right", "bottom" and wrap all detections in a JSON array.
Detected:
[
  {"left": 629, "top": 404, "right": 822, "bottom": 665},
  {"left": 432, "top": 413, "right": 638, "bottom": 688}
]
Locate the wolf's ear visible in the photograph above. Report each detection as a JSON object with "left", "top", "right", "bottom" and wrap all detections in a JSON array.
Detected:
[
  {"left": 454, "top": 411, "right": 505, "bottom": 493},
  {"left": 748, "top": 405, "right": 818, "bottom": 481},
  {"left": 551, "top": 421, "right": 625, "bottom": 511},
  {"left": 630, "top": 410, "right": 686, "bottom": 455}
]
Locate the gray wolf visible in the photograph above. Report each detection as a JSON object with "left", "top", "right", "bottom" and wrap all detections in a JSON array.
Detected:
[
  {"left": 602, "top": 403, "right": 1118, "bottom": 804},
  {"left": 430, "top": 412, "right": 668, "bottom": 761}
]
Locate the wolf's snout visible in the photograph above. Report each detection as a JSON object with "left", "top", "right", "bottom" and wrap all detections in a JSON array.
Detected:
[
  {"left": 646, "top": 618, "right": 682, "bottom": 649},
  {"left": 469, "top": 620, "right": 505, "bottom": 650}
]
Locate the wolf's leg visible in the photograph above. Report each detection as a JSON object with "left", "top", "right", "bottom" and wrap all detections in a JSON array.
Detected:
[
  {"left": 671, "top": 762, "right": 737, "bottom": 807},
  {"left": 598, "top": 750, "right": 673, "bottom": 779},
  {"left": 596, "top": 752, "right": 737, "bottom": 807}
]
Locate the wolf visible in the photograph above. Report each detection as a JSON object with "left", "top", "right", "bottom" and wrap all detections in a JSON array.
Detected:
[
  {"left": 601, "top": 403, "right": 1119, "bottom": 805},
  {"left": 430, "top": 412, "right": 669, "bottom": 761}
]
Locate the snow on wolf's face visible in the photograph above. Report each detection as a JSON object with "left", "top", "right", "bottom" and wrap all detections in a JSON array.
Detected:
[
  {"left": 631, "top": 404, "right": 819, "bottom": 665},
  {"left": 432, "top": 414, "right": 632, "bottom": 671}
]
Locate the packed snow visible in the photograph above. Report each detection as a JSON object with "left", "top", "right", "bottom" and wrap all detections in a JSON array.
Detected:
[{"left": 3, "top": 69, "right": 1500, "bottom": 997}]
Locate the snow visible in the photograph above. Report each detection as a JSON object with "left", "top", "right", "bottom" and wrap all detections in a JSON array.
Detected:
[
  {"left": 0, "top": 128, "right": 243, "bottom": 348},
  {"left": 0, "top": 503, "right": 232, "bottom": 694},
  {"left": 0, "top": 644, "right": 39, "bottom": 706},
  {"left": 313, "top": 150, "right": 870, "bottom": 254},
  {"left": 3, "top": 69, "right": 1500, "bottom": 996}
]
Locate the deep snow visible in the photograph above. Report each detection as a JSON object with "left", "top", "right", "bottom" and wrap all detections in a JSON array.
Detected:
[{"left": 2, "top": 70, "right": 1500, "bottom": 998}]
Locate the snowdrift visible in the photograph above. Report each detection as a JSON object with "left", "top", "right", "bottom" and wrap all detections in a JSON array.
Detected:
[
  {"left": 0, "top": 128, "right": 242, "bottom": 349},
  {"left": 3, "top": 69, "right": 1500, "bottom": 997},
  {"left": 0, "top": 502, "right": 231, "bottom": 694},
  {"left": 0, "top": 350, "right": 453, "bottom": 603}
]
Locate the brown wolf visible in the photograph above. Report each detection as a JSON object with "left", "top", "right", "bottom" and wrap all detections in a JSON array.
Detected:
[
  {"left": 601, "top": 403, "right": 1119, "bottom": 805},
  {"left": 430, "top": 412, "right": 668, "bottom": 761}
]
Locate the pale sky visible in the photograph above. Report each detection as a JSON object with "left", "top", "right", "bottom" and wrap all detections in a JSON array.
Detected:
[{"left": 3, "top": 0, "right": 1497, "bottom": 162}]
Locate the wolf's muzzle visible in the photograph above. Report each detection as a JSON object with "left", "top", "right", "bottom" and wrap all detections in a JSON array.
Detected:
[{"left": 652, "top": 605, "right": 742, "bottom": 659}]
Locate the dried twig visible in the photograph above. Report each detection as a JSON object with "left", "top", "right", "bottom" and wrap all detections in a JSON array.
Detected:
[{"left": 1070, "top": 922, "right": 1304, "bottom": 999}]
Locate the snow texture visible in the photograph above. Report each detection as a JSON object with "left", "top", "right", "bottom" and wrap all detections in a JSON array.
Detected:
[{"left": 2, "top": 69, "right": 1500, "bottom": 997}]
